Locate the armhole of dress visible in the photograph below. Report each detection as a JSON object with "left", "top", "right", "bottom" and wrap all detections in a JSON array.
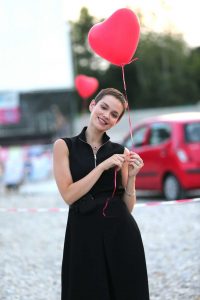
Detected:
[
  {"left": 118, "top": 143, "right": 125, "bottom": 154},
  {"left": 122, "top": 145, "right": 125, "bottom": 154},
  {"left": 60, "top": 138, "right": 72, "bottom": 153}
]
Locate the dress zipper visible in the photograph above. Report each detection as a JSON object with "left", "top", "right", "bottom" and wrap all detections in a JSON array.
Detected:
[
  {"left": 94, "top": 153, "right": 97, "bottom": 167},
  {"left": 79, "top": 138, "right": 109, "bottom": 168}
]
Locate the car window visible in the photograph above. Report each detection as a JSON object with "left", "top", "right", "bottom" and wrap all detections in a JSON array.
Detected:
[
  {"left": 149, "top": 123, "right": 171, "bottom": 145},
  {"left": 124, "top": 126, "right": 148, "bottom": 148},
  {"left": 184, "top": 122, "right": 200, "bottom": 143}
]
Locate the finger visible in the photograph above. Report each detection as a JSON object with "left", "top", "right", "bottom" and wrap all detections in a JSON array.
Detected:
[
  {"left": 115, "top": 162, "right": 123, "bottom": 170},
  {"left": 132, "top": 156, "right": 143, "bottom": 164},
  {"left": 129, "top": 151, "right": 140, "bottom": 158},
  {"left": 117, "top": 156, "right": 125, "bottom": 164},
  {"left": 128, "top": 157, "right": 141, "bottom": 163},
  {"left": 131, "top": 154, "right": 142, "bottom": 161},
  {"left": 129, "top": 163, "right": 142, "bottom": 170},
  {"left": 116, "top": 155, "right": 126, "bottom": 163},
  {"left": 113, "top": 158, "right": 124, "bottom": 167},
  {"left": 130, "top": 159, "right": 143, "bottom": 167}
]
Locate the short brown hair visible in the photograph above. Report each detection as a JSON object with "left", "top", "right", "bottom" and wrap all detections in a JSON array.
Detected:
[{"left": 94, "top": 88, "right": 127, "bottom": 120}]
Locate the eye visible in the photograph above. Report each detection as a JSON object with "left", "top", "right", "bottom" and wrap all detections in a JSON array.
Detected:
[
  {"left": 100, "top": 105, "right": 107, "bottom": 110},
  {"left": 111, "top": 112, "right": 119, "bottom": 119}
]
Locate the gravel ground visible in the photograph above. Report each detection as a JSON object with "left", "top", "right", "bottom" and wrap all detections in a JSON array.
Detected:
[{"left": 0, "top": 183, "right": 200, "bottom": 300}]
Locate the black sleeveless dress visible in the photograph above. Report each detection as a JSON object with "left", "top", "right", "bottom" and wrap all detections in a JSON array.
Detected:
[{"left": 61, "top": 127, "right": 149, "bottom": 300}]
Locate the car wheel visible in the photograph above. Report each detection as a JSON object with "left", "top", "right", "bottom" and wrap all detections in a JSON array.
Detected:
[{"left": 163, "top": 175, "right": 184, "bottom": 200}]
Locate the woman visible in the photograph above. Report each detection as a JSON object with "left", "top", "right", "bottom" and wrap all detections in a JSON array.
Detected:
[{"left": 53, "top": 88, "right": 149, "bottom": 300}]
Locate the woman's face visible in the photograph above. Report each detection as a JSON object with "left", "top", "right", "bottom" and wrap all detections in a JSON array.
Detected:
[{"left": 89, "top": 95, "right": 124, "bottom": 131}]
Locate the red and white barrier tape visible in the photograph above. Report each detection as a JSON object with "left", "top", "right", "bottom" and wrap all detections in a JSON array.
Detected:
[
  {"left": 136, "top": 197, "right": 200, "bottom": 207},
  {"left": 0, "top": 198, "right": 199, "bottom": 213}
]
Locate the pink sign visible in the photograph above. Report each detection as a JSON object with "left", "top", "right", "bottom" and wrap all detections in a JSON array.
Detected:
[{"left": 0, "top": 107, "right": 21, "bottom": 124}]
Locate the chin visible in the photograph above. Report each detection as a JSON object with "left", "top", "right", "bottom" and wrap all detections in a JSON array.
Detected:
[{"left": 96, "top": 124, "right": 106, "bottom": 131}]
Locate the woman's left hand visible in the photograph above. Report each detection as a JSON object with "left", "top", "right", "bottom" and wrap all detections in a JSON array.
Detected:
[{"left": 126, "top": 151, "right": 144, "bottom": 177}]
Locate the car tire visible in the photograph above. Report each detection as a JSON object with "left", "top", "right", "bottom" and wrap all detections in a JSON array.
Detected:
[{"left": 163, "top": 174, "right": 184, "bottom": 200}]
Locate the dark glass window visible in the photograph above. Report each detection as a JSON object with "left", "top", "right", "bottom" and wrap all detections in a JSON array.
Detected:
[
  {"left": 123, "top": 126, "right": 148, "bottom": 148},
  {"left": 184, "top": 122, "right": 200, "bottom": 143},
  {"left": 149, "top": 123, "right": 171, "bottom": 145}
]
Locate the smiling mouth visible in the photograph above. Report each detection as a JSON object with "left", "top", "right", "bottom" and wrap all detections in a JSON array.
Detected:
[{"left": 98, "top": 117, "right": 108, "bottom": 125}]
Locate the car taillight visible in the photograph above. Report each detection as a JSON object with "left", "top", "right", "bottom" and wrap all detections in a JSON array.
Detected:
[{"left": 176, "top": 149, "right": 189, "bottom": 162}]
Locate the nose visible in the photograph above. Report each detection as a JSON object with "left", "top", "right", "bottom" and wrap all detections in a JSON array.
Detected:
[{"left": 102, "top": 111, "right": 110, "bottom": 120}]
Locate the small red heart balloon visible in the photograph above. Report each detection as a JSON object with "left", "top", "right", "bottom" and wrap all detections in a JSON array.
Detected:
[
  {"left": 75, "top": 75, "right": 99, "bottom": 99},
  {"left": 88, "top": 8, "right": 140, "bottom": 66}
]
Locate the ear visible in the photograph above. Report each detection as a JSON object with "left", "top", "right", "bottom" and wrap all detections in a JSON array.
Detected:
[{"left": 89, "top": 100, "right": 96, "bottom": 112}]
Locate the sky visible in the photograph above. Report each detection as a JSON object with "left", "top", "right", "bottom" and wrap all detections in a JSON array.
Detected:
[
  {"left": 63, "top": 0, "right": 200, "bottom": 48},
  {"left": 0, "top": 0, "right": 74, "bottom": 92}
]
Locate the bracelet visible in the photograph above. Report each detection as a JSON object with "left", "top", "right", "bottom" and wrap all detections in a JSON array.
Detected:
[{"left": 124, "top": 187, "right": 136, "bottom": 197}]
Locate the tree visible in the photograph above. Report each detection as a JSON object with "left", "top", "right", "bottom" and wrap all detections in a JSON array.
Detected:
[
  {"left": 188, "top": 47, "right": 200, "bottom": 102},
  {"left": 70, "top": 8, "right": 107, "bottom": 110},
  {"left": 70, "top": 8, "right": 200, "bottom": 110},
  {"left": 134, "top": 32, "right": 192, "bottom": 107}
]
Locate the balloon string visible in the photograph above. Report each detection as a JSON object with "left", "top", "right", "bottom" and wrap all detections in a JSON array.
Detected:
[
  {"left": 128, "top": 57, "right": 139, "bottom": 65},
  {"left": 121, "top": 65, "right": 134, "bottom": 144},
  {"left": 102, "top": 58, "right": 139, "bottom": 217},
  {"left": 102, "top": 167, "right": 117, "bottom": 217}
]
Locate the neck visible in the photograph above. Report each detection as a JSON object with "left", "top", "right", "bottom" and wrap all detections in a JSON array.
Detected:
[{"left": 85, "top": 126, "right": 104, "bottom": 147}]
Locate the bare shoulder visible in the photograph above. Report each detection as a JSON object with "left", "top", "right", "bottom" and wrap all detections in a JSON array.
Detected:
[{"left": 53, "top": 138, "right": 69, "bottom": 155}]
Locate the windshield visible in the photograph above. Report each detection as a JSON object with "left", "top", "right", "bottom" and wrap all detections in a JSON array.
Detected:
[{"left": 184, "top": 122, "right": 200, "bottom": 143}]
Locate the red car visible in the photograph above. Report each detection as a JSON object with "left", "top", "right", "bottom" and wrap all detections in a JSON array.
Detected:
[{"left": 122, "top": 112, "right": 200, "bottom": 200}]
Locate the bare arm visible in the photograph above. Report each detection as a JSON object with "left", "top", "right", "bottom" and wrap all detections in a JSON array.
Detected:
[
  {"left": 121, "top": 148, "right": 144, "bottom": 213},
  {"left": 53, "top": 139, "right": 125, "bottom": 205}
]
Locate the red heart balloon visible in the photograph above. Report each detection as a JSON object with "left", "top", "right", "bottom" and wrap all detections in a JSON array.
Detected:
[
  {"left": 88, "top": 8, "right": 140, "bottom": 66},
  {"left": 75, "top": 75, "right": 99, "bottom": 99}
]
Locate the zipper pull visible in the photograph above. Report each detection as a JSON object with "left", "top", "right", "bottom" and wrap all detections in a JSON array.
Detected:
[{"left": 94, "top": 154, "right": 97, "bottom": 167}]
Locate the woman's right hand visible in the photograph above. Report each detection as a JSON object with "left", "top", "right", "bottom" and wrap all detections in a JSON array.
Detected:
[{"left": 100, "top": 154, "right": 126, "bottom": 171}]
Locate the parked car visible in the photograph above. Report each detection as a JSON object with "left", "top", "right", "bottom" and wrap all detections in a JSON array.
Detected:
[{"left": 122, "top": 112, "right": 200, "bottom": 200}]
